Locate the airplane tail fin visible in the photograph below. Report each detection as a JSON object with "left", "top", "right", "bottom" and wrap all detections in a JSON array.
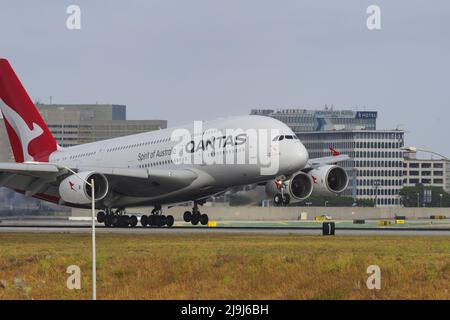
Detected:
[{"left": 0, "top": 58, "right": 57, "bottom": 162}]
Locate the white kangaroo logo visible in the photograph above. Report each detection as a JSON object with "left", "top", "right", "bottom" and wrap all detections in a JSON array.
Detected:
[{"left": 0, "top": 97, "right": 44, "bottom": 161}]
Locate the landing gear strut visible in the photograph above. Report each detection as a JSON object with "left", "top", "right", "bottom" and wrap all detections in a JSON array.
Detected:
[
  {"left": 140, "top": 205, "right": 174, "bottom": 228},
  {"left": 183, "top": 202, "right": 209, "bottom": 226}
]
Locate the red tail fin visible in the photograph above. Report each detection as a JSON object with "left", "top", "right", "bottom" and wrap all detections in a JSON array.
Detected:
[
  {"left": 0, "top": 59, "right": 57, "bottom": 162},
  {"left": 329, "top": 147, "right": 341, "bottom": 156}
]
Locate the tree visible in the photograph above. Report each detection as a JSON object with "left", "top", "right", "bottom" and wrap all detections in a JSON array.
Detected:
[
  {"left": 399, "top": 185, "right": 450, "bottom": 207},
  {"left": 355, "top": 198, "right": 375, "bottom": 207},
  {"left": 294, "top": 196, "right": 353, "bottom": 207}
]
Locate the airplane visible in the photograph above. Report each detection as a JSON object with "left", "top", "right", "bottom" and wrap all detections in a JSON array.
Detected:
[{"left": 0, "top": 58, "right": 349, "bottom": 228}]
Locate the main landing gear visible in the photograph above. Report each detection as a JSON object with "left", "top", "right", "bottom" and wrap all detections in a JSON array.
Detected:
[
  {"left": 97, "top": 209, "right": 138, "bottom": 228},
  {"left": 183, "top": 202, "right": 209, "bottom": 226},
  {"left": 140, "top": 205, "right": 174, "bottom": 228},
  {"left": 97, "top": 207, "right": 174, "bottom": 228}
]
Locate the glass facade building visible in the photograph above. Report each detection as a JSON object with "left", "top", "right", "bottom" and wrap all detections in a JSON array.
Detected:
[{"left": 297, "top": 130, "right": 405, "bottom": 206}]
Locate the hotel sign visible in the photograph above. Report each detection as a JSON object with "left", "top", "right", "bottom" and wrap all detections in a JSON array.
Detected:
[{"left": 356, "top": 111, "right": 377, "bottom": 119}]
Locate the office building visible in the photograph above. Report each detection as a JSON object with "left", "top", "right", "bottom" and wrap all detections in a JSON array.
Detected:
[
  {"left": 36, "top": 104, "right": 167, "bottom": 147},
  {"left": 403, "top": 152, "right": 450, "bottom": 192},
  {"left": 250, "top": 108, "right": 377, "bottom": 132},
  {"left": 297, "top": 130, "right": 405, "bottom": 206}
]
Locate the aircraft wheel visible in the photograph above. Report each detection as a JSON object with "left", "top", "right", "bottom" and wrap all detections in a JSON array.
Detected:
[
  {"left": 274, "top": 193, "right": 283, "bottom": 206},
  {"left": 154, "top": 215, "right": 162, "bottom": 227},
  {"left": 183, "top": 211, "right": 192, "bottom": 222},
  {"left": 122, "top": 215, "right": 130, "bottom": 228},
  {"left": 141, "top": 215, "right": 148, "bottom": 227},
  {"left": 166, "top": 215, "right": 174, "bottom": 227},
  {"left": 130, "top": 215, "right": 138, "bottom": 228},
  {"left": 200, "top": 214, "right": 209, "bottom": 226},
  {"left": 148, "top": 215, "right": 156, "bottom": 226},
  {"left": 191, "top": 214, "right": 200, "bottom": 225},
  {"left": 161, "top": 215, "right": 167, "bottom": 226},
  {"left": 111, "top": 215, "right": 120, "bottom": 227},
  {"left": 97, "top": 210, "right": 106, "bottom": 223},
  {"left": 282, "top": 194, "right": 291, "bottom": 205},
  {"left": 104, "top": 215, "right": 112, "bottom": 228}
]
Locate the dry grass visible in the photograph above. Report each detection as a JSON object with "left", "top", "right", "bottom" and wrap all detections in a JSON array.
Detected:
[{"left": 0, "top": 233, "right": 449, "bottom": 300}]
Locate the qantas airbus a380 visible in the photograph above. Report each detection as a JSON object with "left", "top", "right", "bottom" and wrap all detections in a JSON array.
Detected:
[{"left": 0, "top": 58, "right": 349, "bottom": 228}]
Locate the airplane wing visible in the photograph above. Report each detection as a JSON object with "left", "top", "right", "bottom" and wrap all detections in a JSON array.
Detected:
[
  {"left": 0, "top": 162, "right": 199, "bottom": 200},
  {"left": 0, "top": 162, "right": 62, "bottom": 197},
  {"left": 306, "top": 154, "right": 350, "bottom": 168},
  {"left": 305, "top": 147, "right": 350, "bottom": 169}
]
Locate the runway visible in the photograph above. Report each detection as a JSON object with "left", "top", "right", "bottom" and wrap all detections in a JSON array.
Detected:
[{"left": 1, "top": 219, "right": 450, "bottom": 236}]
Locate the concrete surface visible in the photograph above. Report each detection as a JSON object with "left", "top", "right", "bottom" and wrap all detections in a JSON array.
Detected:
[
  {"left": 1, "top": 218, "right": 449, "bottom": 236},
  {"left": 71, "top": 205, "right": 450, "bottom": 221}
]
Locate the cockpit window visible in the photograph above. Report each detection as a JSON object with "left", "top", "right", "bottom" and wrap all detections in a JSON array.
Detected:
[{"left": 273, "top": 135, "right": 298, "bottom": 141}]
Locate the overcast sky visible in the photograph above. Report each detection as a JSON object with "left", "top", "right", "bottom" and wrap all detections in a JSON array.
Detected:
[{"left": 1, "top": 1, "right": 449, "bottom": 155}]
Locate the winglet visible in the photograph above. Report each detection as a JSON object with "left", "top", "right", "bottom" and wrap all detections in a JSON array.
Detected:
[{"left": 329, "top": 147, "right": 341, "bottom": 156}]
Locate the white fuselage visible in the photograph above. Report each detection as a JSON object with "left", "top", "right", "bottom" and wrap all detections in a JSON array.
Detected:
[{"left": 48, "top": 115, "right": 309, "bottom": 207}]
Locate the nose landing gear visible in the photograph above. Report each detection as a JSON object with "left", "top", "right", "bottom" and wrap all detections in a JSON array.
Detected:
[{"left": 273, "top": 179, "right": 290, "bottom": 206}]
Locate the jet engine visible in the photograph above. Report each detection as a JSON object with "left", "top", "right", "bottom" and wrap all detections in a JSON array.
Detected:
[
  {"left": 265, "top": 171, "right": 313, "bottom": 204},
  {"left": 308, "top": 165, "right": 348, "bottom": 196},
  {"left": 59, "top": 171, "right": 109, "bottom": 204}
]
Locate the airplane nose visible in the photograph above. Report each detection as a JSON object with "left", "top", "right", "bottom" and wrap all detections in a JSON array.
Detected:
[
  {"left": 295, "top": 142, "right": 309, "bottom": 169},
  {"left": 284, "top": 142, "right": 308, "bottom": 173},
  {"left": 276, "top": 139, "right": 310, "bottom": 174}
]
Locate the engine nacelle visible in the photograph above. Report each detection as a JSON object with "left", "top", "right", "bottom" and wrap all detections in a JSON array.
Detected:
[
  {"left": 59, "top": 171, "right": 109, "bottom": 204},
  {"left": 308, "top": 165, "right": 348, "bottom": 196},
  {"left": 265, "top": 172, "right": 313, "bottom": 203}
]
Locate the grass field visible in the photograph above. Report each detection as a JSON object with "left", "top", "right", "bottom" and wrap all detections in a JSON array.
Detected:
[{"left": 0, "top": 233, "right": 449, "bottom": 300}]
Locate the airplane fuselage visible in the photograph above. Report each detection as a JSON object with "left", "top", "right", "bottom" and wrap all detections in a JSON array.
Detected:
[{"left": 48, "top": 115, "right": 309, "bottom": 208}]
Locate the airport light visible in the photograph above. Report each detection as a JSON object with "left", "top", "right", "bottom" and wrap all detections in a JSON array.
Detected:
[
  {"left": 52, "top": 164, "right": 97, "bottom": 300},
  {"left": 417, "top": 192, "right": 420, "bottom": 208}
]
